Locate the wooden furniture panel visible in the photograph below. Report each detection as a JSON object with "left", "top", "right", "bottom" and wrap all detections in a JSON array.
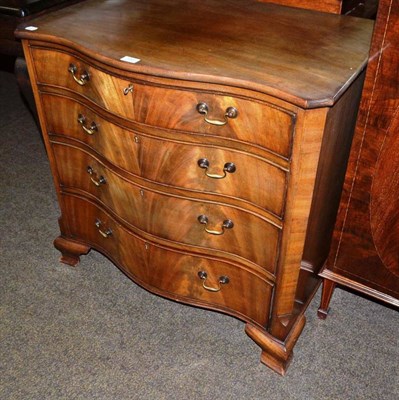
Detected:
[
  {"left": 52, "top": 141, "right": 281, "bottom": 271},
  {"left": 146, "top": 244, "right": 274, "bottom": 327},
  {"left": 319, "top": 0, "right": 399, "bottom": 316},
  {"left": 60, "top": 194, "right": 274, "bottom": 327},
  {"left": 32, "top": 47, "right": 296, "bottom": 158},
  {"left": 256, "top": 0, "right": 378, "bottom": 17},
  {"left": 256, "top": 0, "right": 343, "bottom": 13},
  {"left": 41, "top": 92, "right": 291, "bottom": 170},
  {"left": 17, "top": 0, "right": 373, "bottom": 375},
  {"left": 21, "top": 1, "right": 372, "bottom": 108},
  {"left": 43, "top": 95, "right": 288, "bottom": 216}
]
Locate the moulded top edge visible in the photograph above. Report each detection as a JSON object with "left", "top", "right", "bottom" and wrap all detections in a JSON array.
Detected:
[{"left": 15, "top": 0, "right": 374, "bottom": 108}]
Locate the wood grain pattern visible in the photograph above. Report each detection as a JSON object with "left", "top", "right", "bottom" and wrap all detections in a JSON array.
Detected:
[
  {"left": 32, "top": 47, "right": 296, "bottom": 158},
  {"left": 40, "top": 87, "right": 293, "bottom": 171},
  {"left": 294, "top": 69, "right": 365, "bottom": 314},
  {"left": 245, "top": 314, "right": 306, "bottom": 376},
  {"left": 42, "top": 94, "right": 289, "bottom": 217},
  {"left": 301, "top": 71, "right": 365, "bottom": 272},
  {"left": 256, "top": 0, "right": 342, "bottom": 13},
  {"left": 270, "top": 106, "right": 329, "bottom": 338},
  {"left": 261, "top": 0, "right": 377, "bottom": 16},
  {"left": 16, "top": 0, "right": 373, "bottom": 107},
  {"left": 19, "top": 0, "right": 372, "bottom": 375},
  {"left": 319, "top": 0, "right": 399, "bottom": 311},
  {"left": 369, "top": 112, "right": 399, "bottom": 277},
  {"left": 52, "top": 142, "right": 281, "bottom": 272},
  {"left": 61, "top": 193, "right": 273, "bottom": 326}
]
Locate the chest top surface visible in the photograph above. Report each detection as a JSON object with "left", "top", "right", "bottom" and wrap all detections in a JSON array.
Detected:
[{"left": 16, "top": 0, "right": 373, "bottom": 107}]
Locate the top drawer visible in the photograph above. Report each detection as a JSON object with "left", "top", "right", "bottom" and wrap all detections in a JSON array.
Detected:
[{"left": 31, "top": 47, "right": 296, "bottom": 158}]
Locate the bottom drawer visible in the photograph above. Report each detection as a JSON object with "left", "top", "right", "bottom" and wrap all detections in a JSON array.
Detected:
[
  {"left": 145, "top": 245, "right": 272, "bottom": 326},
  {"left": 61, "top": 194, "right": 273, "bottom": 326}
]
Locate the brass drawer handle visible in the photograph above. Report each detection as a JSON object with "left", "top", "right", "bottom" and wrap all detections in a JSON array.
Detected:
[
  {"left": 87, "top": 166, "right": 106, "bottom": 186},
  {"left": 196, "top": 102, "right": 238, "bottom": 126},
  {"left": 68, "top": 63, "right": 90, "bottom": 86},
  {"left": 197, "top": 214, "right": 234, "bottom": 235},
  {"left": 197, "top": 158, "right": 236, "bottom": 179},
  {"left": 77, "top": 114, "right": 98, "bottom": 135},
  {"left": 95, "top": 219, "right": 112, "bottom": 238},
  {"left": 198, "top": 271, "right": 230, "bottom": 292}
]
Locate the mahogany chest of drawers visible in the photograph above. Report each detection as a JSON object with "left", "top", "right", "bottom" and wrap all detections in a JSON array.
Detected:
[{"left": 16, "top": 0, "right": 373, "bottom": 375}]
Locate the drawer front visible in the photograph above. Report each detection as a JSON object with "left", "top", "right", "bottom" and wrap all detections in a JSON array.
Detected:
[
  {"left": 146, "top": 244, "right": 272, "bottom": 326},
  {"left": 62, "top": 194, "right": 272, "bottom": 326},
  {"left": 32, "top": 48, "right": 135, "bottom": 120},
  {"left": 45, "top": 96, "right": 287, "bottom": 216},
  {"left": 33, "top": 48, "right": 295, "bottom": 157},
  {"left": 53, "top": 144, "right": 280, "bottom": 272},
  {"left": 61, "top": 195, "right": 150, "bottom": 283}
]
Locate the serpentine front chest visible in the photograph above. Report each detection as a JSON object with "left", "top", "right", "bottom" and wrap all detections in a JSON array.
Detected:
[{"left": 16, "top": 0, "right": 373, "bottom": 374}]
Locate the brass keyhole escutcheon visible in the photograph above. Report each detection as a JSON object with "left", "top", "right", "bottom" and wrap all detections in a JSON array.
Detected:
[{"left": 123, "top": 84, "right": 134, "bottom": 95}]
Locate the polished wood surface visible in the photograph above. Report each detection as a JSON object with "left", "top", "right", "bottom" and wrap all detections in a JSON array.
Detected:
[
  {"left": 43, "top": 95, "right": 288, "bottom": 217},
  {"left": 56, "top": 134, "right": 286, "bottom": 218},
  {"left": 295, "top": 69, "right": 365, "bottom": 312},
  {"left": 52, "top": 142, "right": 281, "bottom": 271},
  {"left": 18, "top": 0, "right": 373, "bottom": 375},
  {"left": 33, "top": 47, "right": 296, "bottom": 158},
  {"left": 319, "top": 0, "right": 399, "bottom": 315},
  {"left": 60, "top": 194, "right": 274, "bottom": 326},
  {"left": 257, "top": 0, "right": 378, "bottom": 17},
  {"left": 257, "top": 0, "right": 343, "bottom": 13},
  {"left": 16, "top": 0, "right": 372, "bottom": 108}
]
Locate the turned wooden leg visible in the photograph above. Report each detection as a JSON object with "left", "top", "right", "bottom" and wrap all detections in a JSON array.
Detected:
[
  {"left": 245, "top": 315, "right": 306, "bottom": 376},
  {"left": 54, "top": 236, "right": 91, "bottom": 267},
  {"left": 317, "top": 279, "right": 336, "bottom": 319}
]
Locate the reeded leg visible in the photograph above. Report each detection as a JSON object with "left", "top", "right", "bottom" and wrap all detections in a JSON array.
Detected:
[
  {"left": 245, "top": 315, "right": 306, "bottom": 376},
  {"left": 317, "top": 279, "right": 336, "bottom": 319},
  {"left": 54, "top": 236, "right": 91, "bottom": 267}
]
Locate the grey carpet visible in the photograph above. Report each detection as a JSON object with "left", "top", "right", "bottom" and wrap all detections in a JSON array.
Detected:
[{"left": 0, "top": 68, "right": 398, "bottom": 400}]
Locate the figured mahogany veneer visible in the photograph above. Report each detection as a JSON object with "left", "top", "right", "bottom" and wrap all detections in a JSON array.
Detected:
[
  {"left": 43, "top": 95, "right": 289, "bottom": 216},
  {"left": 16, "top": 0, "right": 373, "bottom": 375},
  {"left": 52, "top": 141, "right": 281, "bottom": 271},
  {"left": 33, "top": 47, "right": 296, "bottom": 158},
  {"left": 57, "top": 194, "right": 274, "bottom": 326},
  {"left": 319, "top": 0, "right": 399, "bottom": 316}
]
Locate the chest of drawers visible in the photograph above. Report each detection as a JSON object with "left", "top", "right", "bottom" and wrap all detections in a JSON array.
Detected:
[{"left": 16, "top": 0, "right": 373, "bottom": 375}]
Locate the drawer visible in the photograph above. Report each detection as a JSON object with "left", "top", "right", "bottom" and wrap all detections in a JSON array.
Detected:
[
  {"left": 146, "top": 244, "right": 272, "bottom": 326},
  {"left": 59, "top": 196, "right": 150, "bottom": 286},
  {"left": 62, "top": 194, "right": 272, "bottom": 326},
  {"left": 53, "top": 143, "right": 280, "bottom": 272},
  {"left": 44, "top": 95, "right": 287, "bottom": 216},
  {"left": 33, "top": 48, "right": 295, "bottom": 157}
]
